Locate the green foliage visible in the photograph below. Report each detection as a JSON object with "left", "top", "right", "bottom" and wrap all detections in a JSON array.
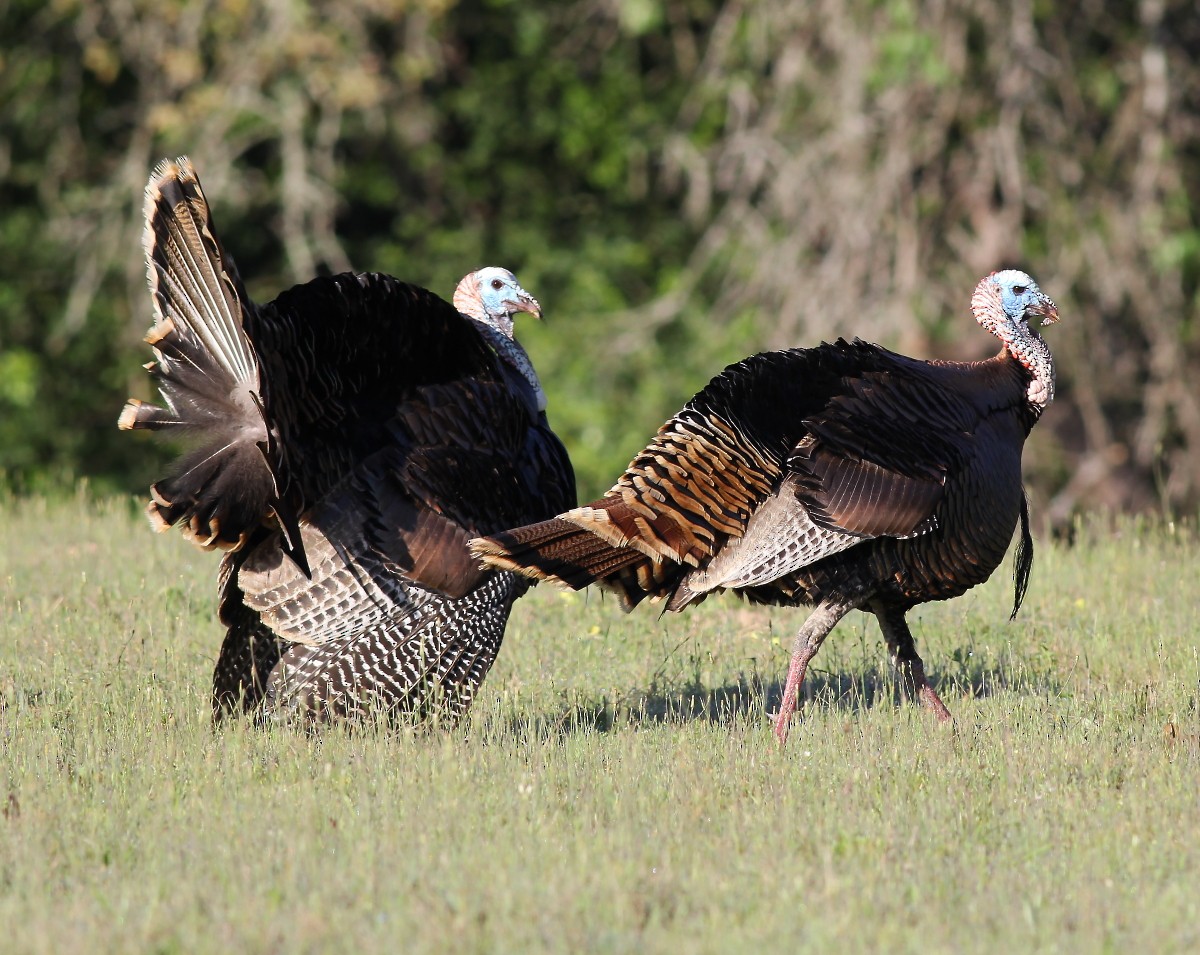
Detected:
[
  {"left": 0, "top": 0, "right": 717, "bottom": 501},
  {"left": 868, "top": 0, "right": 951, "bottom": 94},
  {"left": 2, "top": 0, "right": 1200, "bottom": 513},
  {"left": 2, "top": 497, "right": 1199, "bottom": 951}
]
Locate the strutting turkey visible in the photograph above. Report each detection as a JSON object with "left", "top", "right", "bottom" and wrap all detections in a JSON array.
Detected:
[
  {"left": 120, "top": 157, "right": 575, "bottom": 725},
  {"left": 472, "top": 271, "right": 1058, "bottom": 744}
]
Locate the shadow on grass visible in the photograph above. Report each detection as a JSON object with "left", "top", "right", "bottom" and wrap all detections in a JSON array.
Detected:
[{"left": 497, "top": 656, "right": 1066, "bottom": 742}]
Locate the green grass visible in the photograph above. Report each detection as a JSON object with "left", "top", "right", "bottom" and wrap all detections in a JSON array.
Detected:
[{"left": 2, "top": 491, "right": 1198, "bottom": 953}]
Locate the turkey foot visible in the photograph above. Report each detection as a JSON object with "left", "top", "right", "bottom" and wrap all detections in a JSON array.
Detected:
[{"left": 898, "top": 658, "right": 953, "bottom": 723}]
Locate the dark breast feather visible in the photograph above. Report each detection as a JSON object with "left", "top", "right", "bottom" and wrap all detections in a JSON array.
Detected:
[{"left": 247, "top": 272, "right": 504, "bottom": 510}]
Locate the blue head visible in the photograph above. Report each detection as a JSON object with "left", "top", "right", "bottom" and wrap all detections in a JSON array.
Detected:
[
  {"left": 988, "top": 269, "right": 1059, "bottom": 329},
  {"left": 453, "top": 267, "right": 541, "bottom": 338}
]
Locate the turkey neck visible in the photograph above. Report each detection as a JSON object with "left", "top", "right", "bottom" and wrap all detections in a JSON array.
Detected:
[
  {"left": 469, "top": 319, "right": 548, "bottom": 413},
  {"left": 1005, "top": 330, "right": 1055, "bottom": 414}
]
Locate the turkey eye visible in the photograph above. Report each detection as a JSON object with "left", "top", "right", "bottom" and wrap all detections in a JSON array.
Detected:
[
  {"left": 1013, "top": 285, "right": 1027, "bottom": 295},
  {"left": 491, "top": 279, "right": 504, "bottom": 290}
]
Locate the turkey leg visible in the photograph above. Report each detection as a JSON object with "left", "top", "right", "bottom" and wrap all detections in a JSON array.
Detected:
[
  {"left": 872, "top": 603, "right": 952, "bottom": 722},
  {"left": 773, "top": 599, "right": 857, "bottom": 746}
]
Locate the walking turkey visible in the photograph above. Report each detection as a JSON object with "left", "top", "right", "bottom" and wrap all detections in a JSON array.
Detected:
[
  {"left": 472, "top": 270, "right": 1058, "bottom": 743},
  {"left": 120, "top": 156, "right": 575, "bottom": 725}
]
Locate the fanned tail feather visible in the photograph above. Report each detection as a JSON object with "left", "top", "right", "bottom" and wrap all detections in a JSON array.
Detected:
[{"left": 119, "top": 157, "right": 293, "bottom": 560}]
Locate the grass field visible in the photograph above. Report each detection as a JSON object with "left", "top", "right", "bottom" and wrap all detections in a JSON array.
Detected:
[{"left": 1, "top": 490, "right": 1198, "bottom": 953}]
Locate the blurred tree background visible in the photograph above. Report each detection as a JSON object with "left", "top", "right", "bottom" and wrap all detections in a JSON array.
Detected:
[{"left": 1, "top": 0, "right": 1198, "bottom": 523}]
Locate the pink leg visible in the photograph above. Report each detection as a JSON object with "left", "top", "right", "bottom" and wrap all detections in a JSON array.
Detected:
[
  {"left": 773, "top": 600, "right": 856, "bottom": 746},
  {"left": 872, "top": 603, "right": 954, "bottom": 724},
  {"left": 773, "top": 642, "right": 819, "bottom": 746}
]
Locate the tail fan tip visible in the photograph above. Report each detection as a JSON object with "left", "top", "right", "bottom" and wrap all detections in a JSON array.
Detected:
[
  {"left": 145, "top": 498, "right": 172, "bottom": 534},
  {"left": 116, "top": 399, "right": 146, "bottom": 431},
  {"left": 468, "top": 533, "right": 561, "bottom": 583},
  {"left": 142, "top": 156, "right": 196, "bottom": 294}
]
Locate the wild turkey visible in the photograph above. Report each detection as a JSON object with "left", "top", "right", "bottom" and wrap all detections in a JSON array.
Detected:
[
  {"left": 120, "top": 157, "right": 575, "bottom": 724},
  {"left": 472, "top": 270, "right": 1058, "bottom": 743}
]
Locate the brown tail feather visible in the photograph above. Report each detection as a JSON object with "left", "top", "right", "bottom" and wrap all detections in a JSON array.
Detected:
[
  {"left": 470, "top": 516, "right": 639, "bottom": 581},
  {"left": 119, "top": 157, "right": 294, "bottom": 563},
  {"left": 470, "top": 516, "right": 667, "bottom": 610}
]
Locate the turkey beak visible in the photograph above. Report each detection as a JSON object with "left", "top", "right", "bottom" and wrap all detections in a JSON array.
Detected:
[
  {"left": 1028, "top": 296, "right": 1059, "bottom": 327},
  {"left": 509, "top": 289, "right": 542, "bottom": 321}
]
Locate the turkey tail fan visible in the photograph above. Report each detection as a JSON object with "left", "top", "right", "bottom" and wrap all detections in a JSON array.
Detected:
[
  {"left": 119, "top": 157, "right": 301, "bottom": 569},
  {"left": 1010, "top": 490, "right": 1035, "bottom": 621}
]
